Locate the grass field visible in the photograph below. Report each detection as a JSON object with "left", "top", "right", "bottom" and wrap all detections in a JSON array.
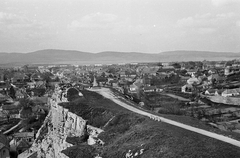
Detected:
[{"left": 61, "top": 90, "right": 240, "bottom": 158}]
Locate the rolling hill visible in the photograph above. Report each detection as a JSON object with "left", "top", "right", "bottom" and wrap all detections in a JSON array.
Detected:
[{"left": 0, "top": 49, "right": 240, "bottom": 66}]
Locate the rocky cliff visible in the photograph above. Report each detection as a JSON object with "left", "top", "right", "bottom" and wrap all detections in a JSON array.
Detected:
[{"left": 18, "top": 89, "right": 102, "bottom": 158}]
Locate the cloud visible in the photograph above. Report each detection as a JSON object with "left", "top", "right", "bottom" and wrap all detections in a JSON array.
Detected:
[
  {"left": 216, "top": 12, "right": 236, "bottom": 18},
  {"left": 0, "top": 12, "right": 54, "bottom": 40},
  {"left": 0, "top": 12, "right": 33, "bottom": 28},
  {"left": 68, "top": 12, "right": 151, "bottom": 35},
  {"left": 237, "top": 21, "right": 240, "bottom": 27},
  {"left": 68, "top": 12, "right": 118, "bottom": 30},
  {"left": 211, "top": 0, "right": 240, "bottom": 6},
  {"left": 177, "top": 12, "right": 239, "bottom": 34},
  {"left": 175, "top": 12, "right": 240, "bottom": 51}
]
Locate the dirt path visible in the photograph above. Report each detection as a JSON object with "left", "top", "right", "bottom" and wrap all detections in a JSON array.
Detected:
[
  {"left": 3, "top": 120, "right": 23, "bottom": 135},
  {"left": 88, "top": 87, "right": 240, "bottom": 148},
  {"left": 163, "top": 93, "right": 190, "bottom": 101}
]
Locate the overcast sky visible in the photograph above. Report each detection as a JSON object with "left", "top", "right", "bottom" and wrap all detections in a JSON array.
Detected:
[{"left": 0, "top": 0, "right": 240, "bottom": 53}]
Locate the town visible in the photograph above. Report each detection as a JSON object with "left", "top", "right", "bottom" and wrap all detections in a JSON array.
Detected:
[{"left": 1, "top": 59, "right": 240, "bottom": 157}]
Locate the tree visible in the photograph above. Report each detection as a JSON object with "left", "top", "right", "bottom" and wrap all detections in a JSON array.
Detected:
[
  {"left": 225, "top": 60, "right": 233, "bottom": 67},
  {"left": 157, "top": 62, "right": 163, "bottom": 67},
  {"left": 185, "top": 61, "right": 196, "bottom": 69},
  {"left": 2, "top": 110, "right": 10, "bottom": 122},
  {"left": 67, "top": 88, "right": 80, "bottom": 101},
  {"left": 9, "top": 86, "right": 16, "bottom": 99},
  {"left": 101, "top": 72, "right": 106, "bottom": 77},
  {"left": 172, "top": 63, "right": 181, "bottom": 69},
  {"left": 195, "top": 62, "right": 203, "bottom": 69},
  {"left": 107, "top": 67, "right": 117, "bottom": 74},
  {"left": 179, "top": 69, "right": 188, "bottom": 76},
  {"left": 23, "top": 64, "right": 29, "bottom": 72},
  {"left": 42, "top": 72, "right": 53, "bottom": 82},
  {"left": 19, "top": 98, "right": 35, "bottom": 107}
]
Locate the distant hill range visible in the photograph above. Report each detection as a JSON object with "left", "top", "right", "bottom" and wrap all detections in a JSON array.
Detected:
[{"left": 0, "top": 49, "right": 240, "bottom": 66}]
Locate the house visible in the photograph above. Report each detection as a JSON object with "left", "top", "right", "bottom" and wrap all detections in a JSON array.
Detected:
[
  {"left": 126, "top": 71, "right": 137, "bottom": 78},
  {"left": 143, "top": 86, "right": 156, "bottom": 93},
  {"left": 0, "top": 134, "right": 10, "bottom": 158},
  {"left": 201, "top": 80, "right": 209, "bottom": 89},
  {"left": 141, "top": 67, "right": 158, "bottom": 76},
  {"left": 26, "top": 88, "right": 46, "bottom": 97},
  {"left": 26, "top": 82, "right": 35, "bottom": 89},
  {"left": 13, "top": 132, "right": 35, "bottom": 144},
  {"left": 36, "top": 108, "right": 46, "bottom": 119},
  {"left": 48, "top": 81, "right": 60, "bottom": 88},
  {"left": 187, "top": 69, "right": 198, "bottom": 76},
  {"left": 35, "top": 81, "right": 46, "bottom": 88},
  {"left": 0, "top": 81, "right": 9, "bottom": 92},
  {"left": 119, "top": 71, "right": 127, "bottom": 78},
  {"left": 224, "top": 66, "right": 232, "bottom": 76},
  {"left": 157, "top": 72, "right": 168, "bottom": 80},
  {"left": 207, "top": 74, "right": 225, "bottom": 83},
  {"left": 19, "top": 107, "right": 33, "bottom": 119},
  {"left": 129, "top": 85, "right": 138, "bottom": 93},
  {"left": 15, "top": 90, "right": 25, "bottom": 99},
  {"left": 12, "top": 73, "right": 28, "bottom": 83},
  {"left": 187, "top": 77, "right": 201, "bottom": 85},
  {"left": 30, "top": 73, "right": 43, "bottom": 82},
  {"left": 0, "top": 143, "right": 9, "bottom": 158},
  {"left": 208, "top": 68, "right": 218, "bottom": 74},
  {"left": 181, "top": 84, "right": 194, "bottom": 93},
  {"left": 215, "top": 89, "right": 225, "bottom": 96},
  {"left": 143, "top": 77, "right": 151, "bottom": 86},
  {"left": 215, "top": 63, "right": 225, "bottom": 68},
  {"left": 0, "top": 93, "right": 8, "bottom": 102},
  {"left": 109, "top": 80, "right": 118, "bottom": 88},
  {"left": 27, "top": 66, "right": 38, "bottom": 72},
  {"left": 31, "top": 96, "right": 49, "bottom": 106},
  {"left": 114, "top": 87, "right": 124, "bottom": 94},
  {"left": 16, "top": 139, "right": 30, "bottom": 154},
  {"left": 179, "top": 75, "right": 191, "bottom": 82},
  {"left": 162, "top": 65, "right": 174, "bottom": 69},
  {"left": 129, "top": 79, "right": 143, "bottom": 93},
  {"left": 96, "top": 76, "right": 108, "bottom": 86},
  {"left": 0, "top": 74, "right": 4, "bottom": 82},
  {"left": 125, "top": 77, "right": 134, "bottom": 82},
  {"left": 222, "top": 89, "right": 240, "bottom": 97},
  {"left": 161, "top": 62, "right": 170, "bottom": 67},
  {"left": 205, "top": 89, "right": 216, "bottom": 96},
  {"left": 2, "top": 101, "right": 20, "bottom": 118},
  {"left": 157, "top": 68, "right": 175, "bottom": 74}
]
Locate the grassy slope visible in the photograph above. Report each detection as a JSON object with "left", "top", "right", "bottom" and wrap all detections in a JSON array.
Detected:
[
  {"left": 110, "top": 88, "right": 240, "bottom": 141},
  {"left": 60, "top": 90, "right": 240, "bottom": 158}
]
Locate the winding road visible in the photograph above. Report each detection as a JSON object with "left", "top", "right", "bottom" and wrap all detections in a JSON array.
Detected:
[{"left": 88, "top": 87, "right": 240, "bottom": 148}]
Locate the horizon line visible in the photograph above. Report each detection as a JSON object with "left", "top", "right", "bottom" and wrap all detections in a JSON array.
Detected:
[{"left": 0, "top": 49, "right": 239, "bottom": 54}]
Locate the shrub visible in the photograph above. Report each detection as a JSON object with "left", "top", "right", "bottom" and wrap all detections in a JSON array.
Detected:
[
  {"left": 158, "top": 101, "right": 185, "bottom": 115},
  {"left": 62, "top": 145, "right": 96, "bottom": 158},
  {"left": 66, "top": 135, "right": 89, "bottom": 145}
]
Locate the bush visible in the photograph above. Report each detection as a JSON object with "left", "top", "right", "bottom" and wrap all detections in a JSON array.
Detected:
[
  {"left": 66, "top": 135, "right": 89, "bottom": 145},
  {"left": 62, "top": 145, "right": 96, "bottom": 158},
  {"left": 158, "top": 101, "right": 185, "bottom": 115},
  {"left": 67, "top": 88, "right": 80, "bottom": 101}
]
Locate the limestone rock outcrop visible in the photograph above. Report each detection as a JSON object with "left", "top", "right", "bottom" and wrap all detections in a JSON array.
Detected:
[{"left": 18, "top": 88, "right": 103, "bottom": 158}]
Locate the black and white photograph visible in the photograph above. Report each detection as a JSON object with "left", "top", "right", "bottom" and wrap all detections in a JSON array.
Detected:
[{"left": 0, "top": 0, "right": 240, "bottom": 158}]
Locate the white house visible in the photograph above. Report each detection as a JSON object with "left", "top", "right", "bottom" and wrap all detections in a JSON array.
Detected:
[{"left": 222, "top": 89, "right": 239, "bottom": 97}]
